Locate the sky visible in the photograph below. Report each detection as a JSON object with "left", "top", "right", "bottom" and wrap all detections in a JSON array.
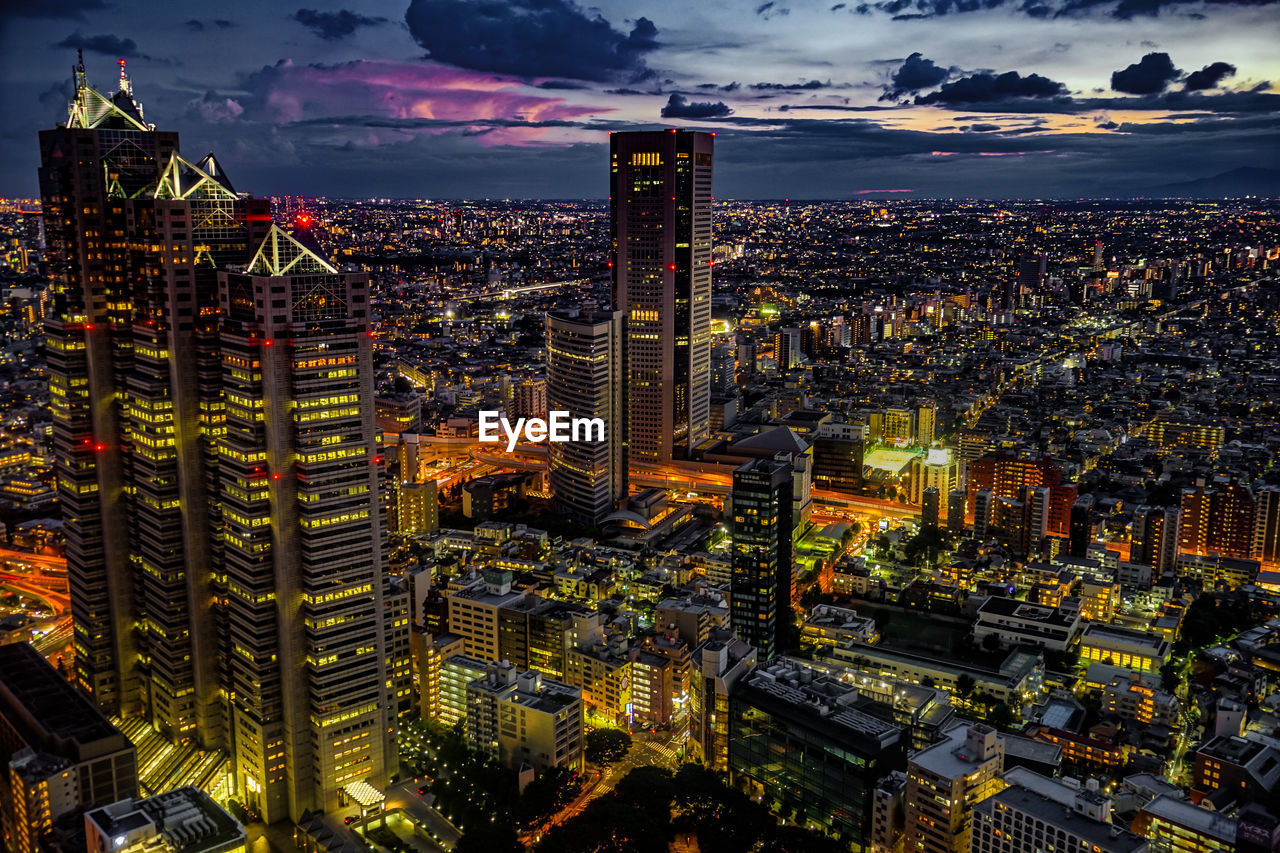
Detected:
[{"left": 1, "top": 0, "right": 1277, "bottom": 198}]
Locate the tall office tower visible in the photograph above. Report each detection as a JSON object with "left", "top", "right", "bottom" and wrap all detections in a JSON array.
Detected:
[
  {"left": 947, "top": 489, "right": 967, "bottom": 534},
  {"left": 883, "top": 407, "right": 915, "bottom": 446},
  {"left": 1022, "top": 486, "right": 1050, "bottom": 555},
  {"left": 1132, "top": 505, "right": 1180, "bottom": 575},
  {"left": 40, "top": 59, "right": 176, "bottom": 716},
  {"left": 912, "top": 448, "right": 958, "bottom": 505},
  {"left": 40, "top": 60, "right": 269, "bottom": 739},
  {"left": 729, "top": 456, "right": 794, "bottom": 661},
  {"left": 217, "top": 226, "right": 390, "bottom": 822},
  {"left": 545, "top": 310, "right": 626, "bottom": 526},
  {"left": 904, "top": 724, "right": 1004, "bottom": 853},
  {"left": 1093, "top": 240, "right": 1105, "bottom": 270},
  {"left": 610, "top": 130, "right": 713, "bottom": 464},
  {"left": 1179, "top": 481, "right": 1256, "bottom": 559},
  {"left": 1256, "top": 487, "right": 1280, "bottom": 564},
  {"left": 711, "top": 343, "right": 737, "bottom": 394},
  {"left": 916, "top": 401, "right": 937, "bottom": 446}
]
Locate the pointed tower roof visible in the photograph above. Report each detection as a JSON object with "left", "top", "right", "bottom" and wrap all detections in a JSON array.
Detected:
[
  {"left": 66, "top": 60, "right": 150, "bottom": 131},
  {"left": 247, "top": 225, "right": 338, "bottom": 277},
  {"left": 196, "top": 152, "right": 236, "bottom": 193},
  {"left": 151, "top": 152, "right": 238, "bottom": 201}
]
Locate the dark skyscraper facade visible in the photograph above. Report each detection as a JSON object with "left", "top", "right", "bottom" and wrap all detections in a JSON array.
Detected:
[
  {"left": 729, "top": 456, "right": 794, "bottom": 660},
  {"left": 610, "top": 130, "right": 713, "bottom": 464}
]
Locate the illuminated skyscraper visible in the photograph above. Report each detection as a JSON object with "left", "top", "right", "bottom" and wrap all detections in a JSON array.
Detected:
[
  {"left": 218, "top": 226, "right": 391, "bottom": 821},
  {"left": 545, "top": 310, "right": 626, "bottom": 525},
  {"left": 40, "top": 60, "right": 269, "bottom": 743},
  {"left": 41, "top": 63, "right": 391, "bottom": 822},
  {"left": 610, "top": 130, "right": 713, "bottom": 464}
]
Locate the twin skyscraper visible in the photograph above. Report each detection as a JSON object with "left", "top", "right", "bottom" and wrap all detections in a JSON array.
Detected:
[{"left": 41, "top": 62, "right": 393, "bottom": 823}]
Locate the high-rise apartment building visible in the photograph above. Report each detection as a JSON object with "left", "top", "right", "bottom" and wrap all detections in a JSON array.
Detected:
[
  {"left": 1131, "top": 505, "right": 1180, "bottom": 575},
  {"left": 217, "top": 225, "right": 391, "bottom": 821},
  {"left": 729, "top": 456, "right": 794, "bottom": 661},
  {"left": 905, "top": 723, "right": 1005, "bottom": 853},
  {"left": 610, "top": 130, "right": 713, "bottom": 464},
  {"left": 545, "top": 310, "right": 626, "bottom": 525}
]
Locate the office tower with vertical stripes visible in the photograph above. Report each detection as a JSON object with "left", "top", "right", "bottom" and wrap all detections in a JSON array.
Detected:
[
  {"left": 40, "top": 63, "right": 391, "bottom": 823},
  {"left": 610, "top": 130, "right": 713, "bottom": 464},
  {"left": 545, "top": 310, "right": 626, "bottom": 526},
  {"left": 218, "top": 227, "right": 391, "bottom": 821}
]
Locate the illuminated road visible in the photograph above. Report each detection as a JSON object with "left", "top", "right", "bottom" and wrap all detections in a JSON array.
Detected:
[{"left": 0, "top": 547, "right": 73, "bottom": 665}]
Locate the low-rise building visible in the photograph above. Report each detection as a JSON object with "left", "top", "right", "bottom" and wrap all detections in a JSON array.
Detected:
[
  {"left": 973, "top": 597, "right": 1081, "bottom": 652},
  {"left": 85, "top": 787, "right": 244, "bottom": 853},
  {"left": 1079, "top": 624, "right": 1170, "bottom": 673}
]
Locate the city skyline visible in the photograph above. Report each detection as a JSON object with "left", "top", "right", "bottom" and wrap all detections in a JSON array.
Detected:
[
  {"left": 2, "top": 8, "right": 1280, "bottom": 853},
  {"left": 1, "top": 0, "right": 1278, "bottom": 199}
]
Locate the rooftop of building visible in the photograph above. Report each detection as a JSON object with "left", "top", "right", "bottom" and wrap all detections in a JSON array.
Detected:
[
  {"left": 737, "top": 658, "right": 901, "bottom": 753},
  {"left": 977, "top": 596, "right": 1078, "bottom": 627},
  {"left": 1140, "top": 795, "right": 1237, "bottom": 843},
  {"left": 86, "top": 787, "right": 244, "bottom": 853},
  {"left": 982, "top": 784, "right": 1146, "bottom": 853},
  {"left": 0, "top": 641, "right": 125, "bottom": 752},
  {"left": 1080, "top": 623, "right": 1170, "bottom": 653},
  {"left": 909, "top": 722, "right": 1002, "bottom": 781}
]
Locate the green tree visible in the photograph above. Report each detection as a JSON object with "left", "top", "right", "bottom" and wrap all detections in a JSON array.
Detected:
[
  {"left": 584, "top": 728, "right": 631, "bottom": 766},
  {"left": 956, "top": 673, "right": 976, "bottom": 701}
]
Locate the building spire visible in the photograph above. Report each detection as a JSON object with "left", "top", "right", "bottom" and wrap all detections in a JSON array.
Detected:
[{"left": 117, "top": 59, "right": 132, "bottom": 97}]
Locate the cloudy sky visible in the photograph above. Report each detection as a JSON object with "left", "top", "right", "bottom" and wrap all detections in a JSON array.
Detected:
[{"left": 1, "top": 0, "right": 1277, "bottom": 198}]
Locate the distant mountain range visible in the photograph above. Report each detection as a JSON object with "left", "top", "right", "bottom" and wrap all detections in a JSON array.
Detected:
[{"left": 1145, "top": 166, "right": 1280, "bottom": 198}]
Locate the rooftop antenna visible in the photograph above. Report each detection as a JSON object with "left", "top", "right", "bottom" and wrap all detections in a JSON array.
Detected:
[
  {"left": 73, "top": 48, "right": 86, "bottom": 88},
  {"left": 117, "top": 58, "right": 132, "bottom": 97}
]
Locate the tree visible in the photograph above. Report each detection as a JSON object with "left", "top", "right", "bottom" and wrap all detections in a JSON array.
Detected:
[
  {"left": 981, "top": 632, "right": 1002, "bottom": 652},
  {"left": 956, "top": 673, "right": 976, "bottom": 701},
  {"left": 584, "top": 728, "right": 631, "bottom": 766}
]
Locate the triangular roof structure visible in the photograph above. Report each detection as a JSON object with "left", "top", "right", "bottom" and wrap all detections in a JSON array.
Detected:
[
  {"left": 247, "top": 225, "right": 338, "bottom": 276},
  {"left": 150, "top": 152, "right": 239, "bottom": 201},
  {"left": 733, "top": 425, "right": 810, "bottom": 454},
  {"left": 66, "top": 67, "right": 150, "bottom": 132},
  {"left": 196, "top": 152, "right": 236, "bottom": 193}
]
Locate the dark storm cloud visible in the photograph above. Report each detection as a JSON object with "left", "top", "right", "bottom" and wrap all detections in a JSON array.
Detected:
[
  {"left": 184, "top": 19, "right": 233, "bottom": 31},
  {"left": 1184, "top": 62, "right": 1236, "bottom": 91},
  {"left": 55, "top": 32, "right": 149, "bottom": 59},
  {"left": 750, "top": 80, "right": 831, "bottom": 91},
  {"left": 293, "top": 9, "right": 387, "bottom": 41},
  {"left": 881, "top": 52, "right": 949, "bottom": 101},
  {"left": 915, "top": 70, "right": 1067, "bottom": 105},
  {"left": 1111, "top": 52, "right": 1180, "bottom": 94},
  {"left": 536, "top": 80, "right": 590, "bottom": 90},
  {"left": 1, "top": 0, "right": 105, "bottom": 19},
  {"left": 661, "top": 94, "right": 733, "bottom": 118},
  {"left": 404, "top": 0, "right": 659, "bottom": 81}
]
